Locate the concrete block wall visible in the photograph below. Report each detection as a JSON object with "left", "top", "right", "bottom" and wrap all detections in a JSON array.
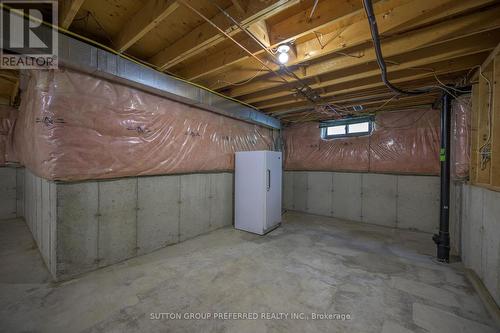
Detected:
[
  {"left": 461, "top": 184, "right": 500, "bottom": 306},
  {"left": 16, "top": 169, "right": 234, "bottom": 280},
  {"left": 0, "top": 167, "right": 17, "bottom": 219},
  {"left": 284, "top": 171, "right": 441, "bottom": 234}
]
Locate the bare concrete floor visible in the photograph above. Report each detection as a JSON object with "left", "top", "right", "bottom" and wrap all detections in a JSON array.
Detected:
[{"left": 0, "top": 212, "right": 497, "bottom": 333}]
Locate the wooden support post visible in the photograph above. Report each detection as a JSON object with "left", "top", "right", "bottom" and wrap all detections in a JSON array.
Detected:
[
  {"left": 491, "top": 55, "right": 500, "bottom": 186},
  {"left": 476, "top": 63, "right": 494, "bottom": 184},
  {"left": 470, "top": 84, "right": 479, "bottom": 184}
]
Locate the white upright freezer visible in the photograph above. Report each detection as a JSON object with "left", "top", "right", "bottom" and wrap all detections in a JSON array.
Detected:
[{"left": 235, "top": 151, "right": 282, "bottom": 235}]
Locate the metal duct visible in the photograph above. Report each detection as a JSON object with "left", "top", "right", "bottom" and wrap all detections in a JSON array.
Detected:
[
  {"left": 1, "top": 7, "right": 281, "bottom": 129},
  {"left": 59, "top": 35, "right": 281, "bottom": 129}
]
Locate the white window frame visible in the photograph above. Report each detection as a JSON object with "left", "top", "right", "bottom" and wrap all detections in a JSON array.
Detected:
[{"left": 320, "top": 116, "right": 374, "bottom": 139}]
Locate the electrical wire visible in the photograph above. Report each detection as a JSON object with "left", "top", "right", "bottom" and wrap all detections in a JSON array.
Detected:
[
  {"left": 210, "top": 3, "right": 318, "bottom": 98},
  {"left": 87, "top": 11, "right": 113, "bottom": 44},
  {"left": 375, "top": 109, "right": 430, "bottom": 129},
  {"left": 309, "top": 0, "right": 320, "bottom": 21},
  {"left": 432, "top": 72, "right": 471, "bottom": 94},
  {"left": 0, "top": 2, "right": 260, "bottom": 111},
  {"left": 179, "top": 0, "right": 290, "bottom": 85},
  {"left": 211, "top": 63, "right": 268, "bottom": 88},
  {"left": 473, "top": 64, "right": 493, "bottom": 168},
  {"left": 362, "top": 0, "right": 432, "bottom": 96},
  {"left": 208, "top": 1, "right": 347, "bottom": 117},
  {"left": 372, "top": 94, "right": 400, "bottom": 112},
  {"left": 313, "top": 28, "right": 349, "bottom": 51},
  {"left": 374, "top": 56, "right": 473, "bottom": 100}
]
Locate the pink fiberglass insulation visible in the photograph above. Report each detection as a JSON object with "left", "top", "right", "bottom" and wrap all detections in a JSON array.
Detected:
[
  {"left": 11, "top": 69, "right": 273, "bottom": 181},
  {"left": 284, "top": 109, "right": 441, "bottom": 175},
  {"left": 451, "top": 95, "right": 471, "bottom": 180},
  {"left": 0, "top": 105, "right": 16, "bottom": 166}
]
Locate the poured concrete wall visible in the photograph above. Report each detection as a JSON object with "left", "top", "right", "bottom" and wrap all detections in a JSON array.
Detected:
[
  {"left": 0, "top": 167, "right": 17, "bottom": 219},
  {"left": 56, "top": 173, "right": 233, "bottom": 279},
  {"left": 284, "top": 171, "right": 441, "bottom": 234},
  {"left": 20, "top": 169, "right": 57, "bottom": 276},
  {"left": 16, "top": 169, "right": 234, "bottom": 280},
  {"left": 461, "top": 184, "right": 500, "bottom": 306},
  {"left": 449, "top": 181, "right": 464, "bottom": 256}
]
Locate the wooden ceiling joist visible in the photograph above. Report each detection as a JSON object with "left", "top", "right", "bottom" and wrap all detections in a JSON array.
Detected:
[
  {"left": 268, "top": 74, "right": 458, "bottom": 116},
  {"left": 261, "top": 70, "right": 466, "bottom": 115},
  {"left": 241, "top": 32, "right": 499, "bottom": 105},
  {"left": 268, "top": 91, "right": 399, "bottom": 116},
  {"left": 227, "top": 8, "right": 500, "bottom": 99},
  {"left": 247, "top": 20, "right": 271, "bottom": 48},
  {"left": 255, "top": 52, "right": 485, "bottom": 110},
  {"left": 197, "top": 0, "right": 497, "bottom": 91},
  {"left": 472, "top": 41, "right": 500, "bottom": 81},
  {"left": 56, "top": 0, "right": 500, "bottom": 122},
  {"left": 148, "top": 0, "right": 300, "bottom": 71},
  {"left": 279, "top": 95, "right": 439, "bottom": 122},
  {"left": 59, "top": 0, "right": 85, "bottom": 29},
  {"left": 113, "top": 0, "right": 180, "bottom": 53},
  {"left": 172, "top": 0, "right": 374, "bottom": 80},
  {"left": 230, "top": 0, "right": 247, "bottom": 15}
]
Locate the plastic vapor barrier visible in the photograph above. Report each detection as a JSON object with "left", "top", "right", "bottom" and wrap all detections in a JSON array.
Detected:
[
  {"left": 451, "top": 95, "right": 471, "bottom": 180},
  {"left": 11, "top": 69, "right": 273, "bottom": 181},
  {"left": 0, "top": 105, "right": 16, "bottom": 166},
  {"left": 284, "top": 109, "right": 441, "bottom": 175}
]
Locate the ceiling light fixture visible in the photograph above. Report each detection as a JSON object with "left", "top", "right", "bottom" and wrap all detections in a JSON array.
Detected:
[
  {"left": 278, "top": 52, "right": 289, "bottom": 64},
  {"left": 277, "top": 44, "right": 290, "bottom": 64}
]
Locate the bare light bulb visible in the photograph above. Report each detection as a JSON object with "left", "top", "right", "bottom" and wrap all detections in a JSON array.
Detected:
[{"left": 278, "top": 52, "right": 289, "bottom": 64}]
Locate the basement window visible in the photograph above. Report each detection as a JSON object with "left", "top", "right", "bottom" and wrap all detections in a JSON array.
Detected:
[{"left": 320, "top": 116, "right": 374, "bottom": 139}]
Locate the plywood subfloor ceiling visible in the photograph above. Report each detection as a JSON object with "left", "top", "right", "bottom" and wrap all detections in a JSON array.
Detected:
[{"left": 54, "top": 0, "right": 500, "bottom": 122}]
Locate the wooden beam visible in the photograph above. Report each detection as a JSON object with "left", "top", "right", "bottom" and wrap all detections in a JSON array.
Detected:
[
  {"left": 266, "top": 75, "right": 460, "bottom": 114},
  {"left": 341, "top": 93, "right": 440, "bottom": 109},
  {"left": 174, "top": 0, "right": 384, "bottom": 80},
  {"left": 470, "top": 83, "right": 480, "bottom": 183},
  {"left": 269, "top": 91, "right": 399, "bottom": 116},
  {"left": 0, "top": 70, "right": 18, "bottom": 82},
  {"left": 197, "top": 0, "right": 497, "bottom": 90},
  {"left": 271, "top": 81, "right": 458, "bottom": 115},
  {"left": 283, "top": 99, "right": 438, "bottom": 121},
  {"left": 280, "top": 97, "right": 438, "bottom": 121},
  {"left": 475, "top": 62, "right": 494, "bottom": 184},
  {"left": 472, "top": 41, "right": 500, "bottom": 81},
  {"left": 9, "top": 79, "right": 18, "bottom": 106},
  {"left": 241, "top": 34, "right": 498, "bottom": 104},
  {"left": 337, "top": 97, "right": 438, "bottom": 112},
  {"left": 260, "top": 64, "right": 474, "bottom": 112},
  {"left": 148, "top": 0, "right": 299, "bottom": 71},
  {"left": 268, "top": 89, "right": 397, "bottom": 115},
  {"left": 247, "top": 20, "right": 270, "bottom": 48},
  {"left": 268, "top": 0, "right": 371, "bottom": 45},
  {"left": 113, "top": 0, "right": 179, "bottom": 53},
  {"left": 491, "top": 55, "right": 500, "bottom": 186},
  {"left": 254, "top": 53, "right": 486, "bottom": 110},
  {"left": 59, "top": 0, "right": 85, "bottom": 29},
  {"left": 228, "top": 10, "right": 500, "bottom": 98},
  {"left": 231, "top": 0, "right": 246, "bottom": 15}
]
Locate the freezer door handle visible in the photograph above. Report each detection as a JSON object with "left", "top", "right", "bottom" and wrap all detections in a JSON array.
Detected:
[{"left": 266, "top": 169, "right": 271, "bottom": 191}]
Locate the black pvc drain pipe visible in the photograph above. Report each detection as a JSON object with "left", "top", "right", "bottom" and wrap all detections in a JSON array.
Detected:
[{"left": 433, "top": 93, "right": 452, "bottom": 262}]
